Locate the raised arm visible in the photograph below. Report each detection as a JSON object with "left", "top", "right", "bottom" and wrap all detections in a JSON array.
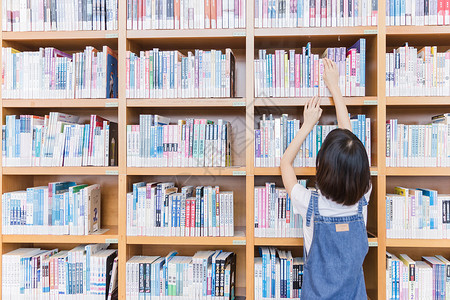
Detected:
[
  {"left": 323, "top": 58, "right": 352, "bottom": 131},
  {"left": 281, "top": 96, "right": 322, "bottom": 197}
]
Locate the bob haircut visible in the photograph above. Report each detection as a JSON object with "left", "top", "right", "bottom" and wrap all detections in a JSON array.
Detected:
[{"left": 316, "top": 128, "right": 371, "bottom": 206}]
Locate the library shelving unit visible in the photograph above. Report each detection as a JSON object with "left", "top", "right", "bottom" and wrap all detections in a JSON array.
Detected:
[{"left": 0, "top": 0, "right": 449, "bottom": 299}]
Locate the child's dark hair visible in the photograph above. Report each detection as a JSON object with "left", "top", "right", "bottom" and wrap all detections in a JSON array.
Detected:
[{"left": 316, "top": 128, "right": 371, "bottom": 206}]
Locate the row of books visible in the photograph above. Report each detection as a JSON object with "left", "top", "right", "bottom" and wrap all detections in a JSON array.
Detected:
[
  {"left": 386, "top": 186, "right": 450, "bottom": 239},
  {"left": 126, "top": 48, "right": 236, "bottom": 99},
  {"left": 2, "top": 46, "right": 118, "bottom": 99},
  {"left": 254, "top": 113, "right": 371, "bottom": 167},
  {"left": 2, "top": 181, "right": 102, "bottom": 236},
  {"left": 386, "top": 0, "right": 450, "bottom": 26},
  {"left": 127, "top": 182, "right": 235, "bottom": 237},
  {"left": 127, "top": 115, "right": 232, "bottom": 167},
  {"left": 386, "top": 114, "right": 450, "bottom": 167},
  {"left": 255, "top": 40, "right": 366, "bottom": 98},
  {"left": 2, "top": 245, "right": 118, "bottom": 299},
  {"left": 255, "top": 0, "right": 378, "bottom": 28},
  {"left": 2, "top": 0, "right": 118, "bottom": 32},
  {"left": 255, "top": 247, "right": 304, "bottom": 299},
  {"left": 254, "top": 181, "right": 305, "bottom": 238},
  {"left": 385, "top": 44, "right": 450, "bottom": 97},
  {"left": 2, "top": 113, "right": 118, "bottom": 167},
  {"left": 126, "top": 250, "right": 236, "bottom": 299},
  {"left": 386, "top": 252, "right": 450, "bottom": 300},
  {"left": 126, "top": 0, "right": 246, "bottom": 29}
]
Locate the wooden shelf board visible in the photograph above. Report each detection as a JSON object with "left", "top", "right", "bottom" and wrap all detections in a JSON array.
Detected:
[
  {"left": 127, "top": 167, "right": 247, "bottom": 176},
  {"left": 387, "top": 97, "right": 450, "bottom": 106},
  {"left": 386, "top": 239, "right": 450, "bottom": 248},
  {"left": 255, "top": 167, "right": 378, "bottom": 176},
  {"left": 386, "top": 167, "right": 450, "bottom": 176},
  {"left": 2, "top": 99, "right": 119, "bottom": 108},
  {"left": 127, "top": 98, "right": 247, "bottom": 107},
  {"left": 255, "top": 96, "right": 377, "bottom": 106},
  {"left": 386, "top": 26, "right": 450, "bottom": 35},
  {"left": 2, "top": 226, "right": 119, "bottom": 244},
  {"left": 254, "top": 237, "right": 304, "bottom": 246},
  {"left": 255, "top": 26, "right": 378, "bottom": 37},
  {"left": 127, "top": 235, "right": 246, "bottom": 245},
  {"left": 2, "top": 167, "right": 119, "bottom": 175},
  {"left": 2, "top": 30, "right": 119, "bottom": 40}
]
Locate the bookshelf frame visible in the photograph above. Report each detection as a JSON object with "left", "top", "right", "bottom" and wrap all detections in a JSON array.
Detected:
[{"left": 1, "top": 0, "right": 450, "bottom": 298}]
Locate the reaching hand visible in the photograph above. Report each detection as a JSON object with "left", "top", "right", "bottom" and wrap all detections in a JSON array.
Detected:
[
  {"left": 323, "top": 58, "right": 339, "bottom": 91},
  {"left": 303, "top": 96, "right": 322, "bottom": 128}
]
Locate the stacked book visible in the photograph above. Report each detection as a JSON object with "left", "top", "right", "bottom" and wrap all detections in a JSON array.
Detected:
[
  {"left": 2, "top": 0, "right": 118, "bottom": 31},
  {"left": 127, "top": 182, "right": 234, "bottom": 237},
  {"left": 255, "top": 247, "right": 304, "bottom": 299},
  {"left": 2, "top": 46, "right": 118, "bottom": 99},
  {"left": 386, "top": 0, "right": 450, "bottom": 26},
  {"left": 127, "top": 115, "right": 232, "bottom": 167},
  {"left": 2, "top": 113, "right": 118, "bottom": 167},
  {"left": 254, "top": 113, "right": 371, "bottom": 167},
  {"left": 386, "top": 186, "right": 450, "bottom": 239},
  {"left": 386, "top": 114, "right": 450, "bottom": 167},
  {"left": 2, "top": 245, "right": 118, "bottom": 298},
  {"left": 2, "top": 182, "right": 102, "bottom": 235},
  {"left": 386, "top": 252, "right": 450, "bottom": 299},
  {"left": 126, "top": 0, "right": 246, "bottom": 29},
  {"left": 385, "top": 44, "right": 450, "bottom": 97},
  {"left": 255, "top": 40, "right": 366, "bottom": 98},
  {"left": 126, "top": 48, "right": 236, "bottom": 99},
  {"left": 255, "top": 0, "right": 378, "bottom": 28},
  {"left": 126, "top": 250, "right": 236, "bottom": 299},
  {"left": 254, "top": 180, "right": 306, "bottom": 238}
]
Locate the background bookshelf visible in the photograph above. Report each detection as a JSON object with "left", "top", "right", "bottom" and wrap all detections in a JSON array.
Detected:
[{"left": 1, "top": 0, "right": 449, "bottom": 299}]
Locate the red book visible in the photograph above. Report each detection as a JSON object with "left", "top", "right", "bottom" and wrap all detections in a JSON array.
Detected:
[
  {"left": 205, "top": 0, "right": 211, "bottom": 28},
  {"left": 439, "top": 0, "right": 445, "bottom": 24},
  {"left": 175, "top": 0, "right": 180, "bottom": 28},
  {"left": 185, "top": 198, "right": 191, "bottom": 236},
  {"left": 190, "top": 198, "right": 196, "bottom": 236},
  {"left": 211, "top": 0, "right": 217, "bottom": 28}
]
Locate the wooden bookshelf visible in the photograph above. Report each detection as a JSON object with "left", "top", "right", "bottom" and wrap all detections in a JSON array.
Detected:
[{"left": 0, "top": 0, "right": 448, "bottom": 296}]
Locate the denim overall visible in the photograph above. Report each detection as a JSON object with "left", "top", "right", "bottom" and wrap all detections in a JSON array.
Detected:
[{"left": 301, "top": 191, "right": 369, "bottom": 300}]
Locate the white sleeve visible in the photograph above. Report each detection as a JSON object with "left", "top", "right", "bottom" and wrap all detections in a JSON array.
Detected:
[{"left": 290, "top": 183, "right": 311, "bottom": 219}]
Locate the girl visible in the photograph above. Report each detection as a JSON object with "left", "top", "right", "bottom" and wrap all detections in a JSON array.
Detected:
[{"left": 280, "top": 58, "right": 372, "bottom": 299}]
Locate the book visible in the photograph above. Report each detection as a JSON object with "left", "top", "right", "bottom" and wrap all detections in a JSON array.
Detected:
[
  {"left": 2, "top": 181, "right": 104, "bottom": 235},
  {"left": 254, "top": 180, "right": 306, "bottom": 238},
  {"left": 127, "top": 182, "right": 235, "bottom": 237},
  {"left": 126, "top": 0, "right": 245, "bottom": 29},
  {"left": 2, "top": 245, "right": 116, "bottom": 297},
  {"left": 127, "top": 115, "right": 232, "bottom": 167},
  {"left": 254, "top": 113, "right": 371, "bottom": 167},
  {"left": 386, "top": 46, "right": 450, "bottom": 97},
  {"left": 386, "top": 0, "right": 449, "bottom": 25},
  {"left": 254, "top": 40, "right": 366, "bottom": 98},
  {"left": 3, "top": 0, "right": 118, "bottom": 31},
  {"left": 2, "top": 46, "right": 119, "bottom": 99},
  {"left": 386, "top": 116, "right": 450, "bottom": 167},
  {"left": 126, "top": 250, "right": 237, "bottom": 299},
  {"left": 126, "top": 48, "right": 237, "bottom": 99},
  {"left": 255, "top": 247, "right": 303, "bottom": 299},
  {"left": 255, "top": 0, "right": 377, "bottom": 26},
  {"left": 2, "top": 113, "right": 118, "bottom": 167}
]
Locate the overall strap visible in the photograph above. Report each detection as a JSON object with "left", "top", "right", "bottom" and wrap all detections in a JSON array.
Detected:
[
  {"left": 357, "top": 196, "right": 367, "bottom": 214},
  {"left": 306, "top": 191, "right": 319, "bottom": 227}
]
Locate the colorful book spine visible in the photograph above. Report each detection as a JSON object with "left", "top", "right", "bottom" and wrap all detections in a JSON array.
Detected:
[
  {"left": 2, "top": 46, "right": 118, "bottom": 99},
  {"left": 255, "top": 40, "right": 366, "bottom": 98},
  {"left": 254, "top": 113, "right": 371, "bottom": 167}
]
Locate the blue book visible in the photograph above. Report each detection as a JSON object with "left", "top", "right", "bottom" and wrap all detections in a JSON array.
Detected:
[
  {"left": 103, "top": 46, "right": 118, "bottom": 98},
  {"left": 132, "top": 182, "right": 146, "bottom": 230}
]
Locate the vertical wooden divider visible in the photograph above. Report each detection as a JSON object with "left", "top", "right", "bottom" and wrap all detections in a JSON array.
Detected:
[
  {"left": 118, "top": 0, "right": 127, "bottom": 297},
  {"left": 377, "top": 2, "right": 387, "bottom": 299},
  {"left": 245, "top": 0, "right": 255, "bottom": 297}
]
